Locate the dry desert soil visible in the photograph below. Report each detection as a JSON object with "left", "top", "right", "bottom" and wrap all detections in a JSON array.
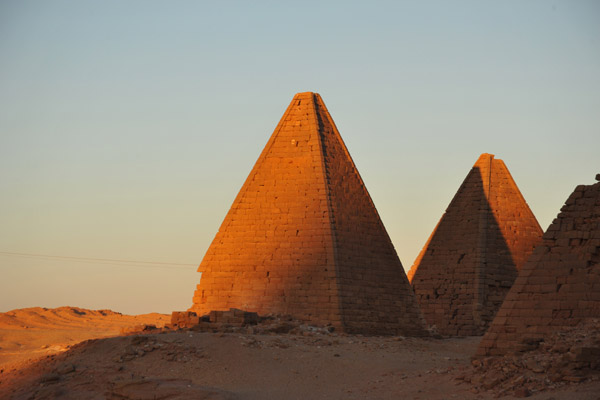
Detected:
[{"left": 0, "top": 307, "right": 598, "bottom": 400}]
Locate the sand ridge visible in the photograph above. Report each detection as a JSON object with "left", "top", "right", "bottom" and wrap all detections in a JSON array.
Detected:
[{"left": 0, "top": 306, "right": 168, "bottom": 370}]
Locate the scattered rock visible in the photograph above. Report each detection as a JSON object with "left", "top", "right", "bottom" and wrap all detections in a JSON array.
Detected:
[
  {"left": 109, "top": 378, "right": 237, "bottom": 400},
  {"left": 167, "top": 309, "right": 336, "bottom": 338},
  {"left": 265, "top": 322, "right": 297, "bottom": 334},
  {"left": 54, "top": 363, "right": 75, "bottom": 375},
  {"left": 524, "top": 358, "right": 544, "bottom": 373},
  {"left": 39, "top": 373, "right": 60, "bottom": 383},
  {"left": 461, "top": 319, "right": 600, "bottom": 396},
  {"left": 130, "top": 336, "right": 149, "bottom": 346},
  {"left": 513, "top": 387, "right": 531, "bottom": 397},
  {"left": 517, "top": 337, "right": 544, "bottom": 353},
  {"left": 121, "top": 325, "right": 160, "bottom": 335},
  {"left": 482, "top": 370, "right": 505, "bottom": 390}
]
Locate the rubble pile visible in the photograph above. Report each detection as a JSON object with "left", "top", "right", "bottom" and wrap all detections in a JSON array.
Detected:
[
  {"left": 118, "top": 309, "right": 337, "bottom": 337},
  {"left": 457, "top": 319, "right": 600, "bottom": 397}
]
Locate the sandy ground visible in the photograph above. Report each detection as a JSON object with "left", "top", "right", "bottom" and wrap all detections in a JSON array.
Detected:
[
  {"left": 0, "top": 308, "right": 598, "bottom": 399},
  {"left": 0, "top": 306, "right": 168, "bottom": 370}
]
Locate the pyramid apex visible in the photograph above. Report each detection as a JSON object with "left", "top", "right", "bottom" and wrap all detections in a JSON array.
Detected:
[
  {"left": 293, "top": 91, "right": 319, "bottom": 99},
  {"left": 473, "top": 153, "right": 496, "bottom": 167},
  {"left": 477, "top": 153, "right": 495, "bottom": 160}
]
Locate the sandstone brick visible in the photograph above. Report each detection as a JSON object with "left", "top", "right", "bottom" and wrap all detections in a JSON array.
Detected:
[
  {"left": 478, "top": 177, "right": 600, "bottom": 356},
  {"left": 188, "top": 92, "right": 427, "bottom": 336},
  {"left": 408, "top": 154, "right": 543, "bottom": 336}
]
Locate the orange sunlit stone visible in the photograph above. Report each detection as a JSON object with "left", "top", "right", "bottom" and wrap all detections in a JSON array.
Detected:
[{"left": 189, "top": 92, "right": 427, "bottom": 336}]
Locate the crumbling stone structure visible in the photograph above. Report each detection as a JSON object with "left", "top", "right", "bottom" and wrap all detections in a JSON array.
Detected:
[
  {"left": 189, "top": 92, "right": 427, "bottom": 336},
  {"left": 408, "top": 154, "right": 543, "bottom": 336},
  {"left": 477, "top": 176, "right": 600, "bottom": 356}
]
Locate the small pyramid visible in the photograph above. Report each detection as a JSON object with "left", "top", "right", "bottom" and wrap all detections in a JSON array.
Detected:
[
  {"left": 477, "top": 177, "right": 600, "bottom": 356},
  {"left": 190, "top": 92, "right": 427, "bottom": 336},
  {"left": 408, "top": 154, "right": 543, "bottom": 336}
]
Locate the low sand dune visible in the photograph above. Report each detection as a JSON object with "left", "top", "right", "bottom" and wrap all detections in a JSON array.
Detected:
[
  {"left": 2, "top": 330, "right": 599, "bottom": 399},
  {"left": 0, "top": 306, "right": 168, "bottom": 370},
  {"left": 1, "top": 308, "right": 598, "bottom": 399}
]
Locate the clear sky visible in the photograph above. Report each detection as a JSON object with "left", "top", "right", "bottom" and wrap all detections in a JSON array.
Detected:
[{"left": 1, "top": 1, "right": 598, "bottom": 315}]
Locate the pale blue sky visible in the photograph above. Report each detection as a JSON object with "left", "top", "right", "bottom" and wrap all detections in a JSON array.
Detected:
[{"left": 1, "top": 1, "right": 598, "bottom": 314}]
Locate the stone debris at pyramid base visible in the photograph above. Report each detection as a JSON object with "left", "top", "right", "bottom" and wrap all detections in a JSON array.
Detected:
[
  {"left": 477, "top": 176, "right": 600, "bottom": 357},
  {"left": 168, "top": 309, "right": 344, "bottom": 336},
  {"left": 456, "top": 318, "right": 600, "bottom": 398},
  {"left": 408, "top": 153, "right": 543, "bottom": 337},
  {"left": 188, "top": 92, "right": 427, "bottom": 336},
  {"left": 171, "top": 309, "right": 259, "bottom": 328}
]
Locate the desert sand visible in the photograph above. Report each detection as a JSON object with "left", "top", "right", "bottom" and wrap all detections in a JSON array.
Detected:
[
  {"left": 0, "top": 306, "right": 168, "bottom": 371},
  {"left": 1, "top": 308, "right": 599, "bottom": 399}
]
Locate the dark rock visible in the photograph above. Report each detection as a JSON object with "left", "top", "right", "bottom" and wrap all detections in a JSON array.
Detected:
[
  {"left": 55, "top": 363, "right": 75, "bottom": 375},
  {"left": 265, "top": 322, "right": 297, "bottom": 334},
  {"left": 562, "top": 375, "right": 585, "bottom": 383},
  {"left": 130, "top": 336, "right": 149, "bottom": 346},
  {"left": 524, "top": 358, "right": 545, "bottom": 373},
  {"left": 571, "top": 346, "right": 600, "bottom": 363},
  {"left": 482, "top": 371, "right": 505, "bottom": 389},
  {"left": 40, "top": 373, "right": 60, "bottom": 383},
  {"left": 513, "top": 388, "right": 531, "bottom": 397}
]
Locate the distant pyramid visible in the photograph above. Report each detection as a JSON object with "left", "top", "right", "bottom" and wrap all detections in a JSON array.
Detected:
[
  {"left": 190, "top": 92, "right": 427, "bottom": 335},
  {"left": 477, "top": 176, "right": 600, "bottom": 356},
  {"left": 407, "top": 154, "right": 543, "bottom": 336}
]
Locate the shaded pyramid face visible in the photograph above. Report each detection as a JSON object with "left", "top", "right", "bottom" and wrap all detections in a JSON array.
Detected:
[
  {"left": 408, "top": 154, "right": 543, "bottom": 336},
  {"left": 190, "top": 92, "right": 427, "bottom": 336},
  {"left": 477, "top": 178, "right": 600, "bottom": 356}
]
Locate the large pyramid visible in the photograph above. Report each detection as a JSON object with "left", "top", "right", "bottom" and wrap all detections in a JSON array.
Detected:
[
  {"left": 190, "top": 92, "right": 427, "bottom": 336},
  {"left": 477, "top": 176, "right": 600, "bottom": 356},
  {"left": 407, "top": 154, "right": 543, "bottom": 336}
]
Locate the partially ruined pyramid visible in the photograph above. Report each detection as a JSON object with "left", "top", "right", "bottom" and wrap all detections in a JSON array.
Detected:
[
  {"left": 407, "top": 154, "right": 543, "bottom": 336},
  {"left": 190, "top": 92, "right": 427, "bottom": 336},
  {"left": 477, "top": 176, "right": 600, "bottom": 356}
]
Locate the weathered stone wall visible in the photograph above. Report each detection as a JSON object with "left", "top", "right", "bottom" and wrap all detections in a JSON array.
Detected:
[
  {"left": 477, "top": 178, "right": 600, "bottom": 356},
  {"left": 408, "top": 154, "right": 543, "bottom": 336},
  {"left": 190, "top": 92, "right": 427, "bottom": 335}
]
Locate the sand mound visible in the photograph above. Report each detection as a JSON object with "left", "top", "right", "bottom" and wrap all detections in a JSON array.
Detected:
[
  {"left": 0, "top": 306, "right": 166, "bottom": 330},
  {"left": 0, "top": 307, "right": 168, "bottom": 370},
  {"left": 0, "top": 329, "right": 480, "bottom": 400},
  {"left": 2, "top": 307, "right": 599, "bottom": 399},
  {"left": 2, "top": 327, "right": 600, "bottom": 399}
]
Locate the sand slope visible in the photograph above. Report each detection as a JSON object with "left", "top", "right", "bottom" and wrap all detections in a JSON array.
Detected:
[
  {"left": 1, "top": 331, "right": 599, "bottom": 400},
  {"left": 1, "top": 307, "right": 598, "bottom": 399},
  {"left": 0, "top": 306, "right": 168, "bottom": 370}
]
